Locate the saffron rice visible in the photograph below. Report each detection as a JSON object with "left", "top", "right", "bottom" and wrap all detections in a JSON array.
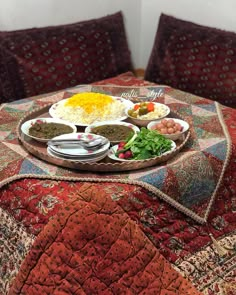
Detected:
[{"left": 54, "top": 92, "right": 126, "bottom": 125}]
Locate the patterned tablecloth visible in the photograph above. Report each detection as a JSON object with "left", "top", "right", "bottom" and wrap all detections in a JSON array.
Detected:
[
  {"left": 0, "top": 77, "right": 236, "bottom": 294},
  {"left": 0, "top": 84, "right": 232, "bottom": 223}
]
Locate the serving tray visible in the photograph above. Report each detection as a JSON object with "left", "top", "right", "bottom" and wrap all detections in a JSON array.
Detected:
[{"left": 17, "top": 104, "right": 191, "bottom": 172}]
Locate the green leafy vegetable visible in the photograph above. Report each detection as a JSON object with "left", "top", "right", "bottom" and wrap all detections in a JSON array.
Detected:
[
  {"left": 115, "top": 127, "right": 173, "bottom": 160},
  {"left": 124, "top": 132, "right": 138, "bottom": 149}
]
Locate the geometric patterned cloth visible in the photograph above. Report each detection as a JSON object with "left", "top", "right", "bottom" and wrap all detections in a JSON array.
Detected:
[
  {"left": 145, "top": 13, "right": 236, "bottom": 108},
  {"left": 0, "top": 82, "right": 232, "bottom": 224},
  {"left": 0, "top": 11, "right": 133, "bottom": 103}
]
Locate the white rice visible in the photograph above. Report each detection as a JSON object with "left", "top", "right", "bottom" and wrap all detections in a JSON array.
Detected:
[{"left": 54, "top": 99, "right": 126, "bottom": 125}]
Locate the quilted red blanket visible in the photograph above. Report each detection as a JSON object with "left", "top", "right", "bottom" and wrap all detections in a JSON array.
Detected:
[
  {"left": 1, "top": 176, "right": 235, "bottom": 294},
  {"left": 7, "top": 184, "right": 200, "bottom": 295}
]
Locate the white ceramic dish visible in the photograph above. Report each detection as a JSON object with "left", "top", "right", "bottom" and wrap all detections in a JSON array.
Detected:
[
  {"left": 48, "top": 133, "right": 110, "bottom": 156},
  {"left": 85, "top": 120, "right": 140, "bottom": 144},
  {"left": 47, "top": 147, "right": 109, "bottom": 162},
  {"left": 108, "top": 140, "right": 176, "bottom": 162},
  {"left": 49, "top": 95, "right": 134, "bottom": 126},
  {"left": 147, "top": 118, "right": 189, "bottom": 141},
  {"left": 48, "top": 145, "right": 108, "bottom": 158},
  {"left": 21, "top": 118, "right": 77, "bottom": 143},
  {"left": 125, "top": 102, "right": 170, "bottom": 127}
]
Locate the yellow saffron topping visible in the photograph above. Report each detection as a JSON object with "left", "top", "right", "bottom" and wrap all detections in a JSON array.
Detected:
[{"left": 65, "top": 92, "right": 114, "bottom": 113}]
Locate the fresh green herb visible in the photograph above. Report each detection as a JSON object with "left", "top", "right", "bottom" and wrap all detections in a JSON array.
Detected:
[
  {"left": 124, "top": 132, "right": 138, "bottom": 149},
  {"left": 115, "top": 127, "right": 172, "bottom": 160}
]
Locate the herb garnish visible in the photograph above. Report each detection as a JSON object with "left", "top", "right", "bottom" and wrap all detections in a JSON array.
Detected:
[{"left": 115, "top": 127, "right": 173, "bottom": 160}]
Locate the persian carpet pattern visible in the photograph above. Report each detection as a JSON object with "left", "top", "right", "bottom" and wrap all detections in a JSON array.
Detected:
[
  {"left": 0, "top": 208, "right": 35, "bottom": 293},
  {"left": 0, "top": 84, "right": 232, "bottom": 223},
  {"left": 0, "top": 178, "right": 235, "bottom": 294},
  {"left": 8, "top": 186, "right": 201, "bottom": 295}
]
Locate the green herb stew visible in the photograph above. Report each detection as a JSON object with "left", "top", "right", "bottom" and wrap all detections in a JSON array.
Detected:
[
  {"left": 91, "top": 125, "right": 134, "bottom": 142},
  {"left": 29, "top": 122, "right": 74, "bottom": 139}
]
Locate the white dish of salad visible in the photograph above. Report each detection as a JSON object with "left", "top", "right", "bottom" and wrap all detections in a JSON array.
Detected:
[{"left": 108, "top": 128, "right": 176, "bottom": 162}]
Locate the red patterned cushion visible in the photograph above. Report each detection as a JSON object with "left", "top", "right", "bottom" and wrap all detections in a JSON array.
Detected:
[
  {"left": 0, "top": 11, "right": 133, "bottom": 103},
  {"left": 145, "top": 14, "right": 236, "bottom": 107}
]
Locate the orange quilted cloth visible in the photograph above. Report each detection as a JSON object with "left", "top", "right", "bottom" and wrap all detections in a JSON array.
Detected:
[{"left": 9, "top": 184, "right": 201, "bottom": 295}]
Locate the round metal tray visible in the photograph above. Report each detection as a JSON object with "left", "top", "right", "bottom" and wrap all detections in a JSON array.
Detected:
[{"left": 17, "top": 104, "right": 191, "bottom": 172}]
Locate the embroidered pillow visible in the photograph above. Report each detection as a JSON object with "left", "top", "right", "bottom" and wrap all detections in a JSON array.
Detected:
[
  {"left": 0, "top": 11, "right": 133, "bottom": 103},
  {"left": 145, "top": 14, "right": 236, "bottom": 107}
]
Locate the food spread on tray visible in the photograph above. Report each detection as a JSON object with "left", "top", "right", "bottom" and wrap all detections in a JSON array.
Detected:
[
  {"left": 19, "top": 94, "right": 188, "bottom": 167},
  {"left": 29, "top": 121, "right": 74, "bottom": 139},
  {"left": 114, "top": 127, "right": 173, "bottom": 160},
  {"left": 49, "top": 92, "right": 133, "bottom": 125}
]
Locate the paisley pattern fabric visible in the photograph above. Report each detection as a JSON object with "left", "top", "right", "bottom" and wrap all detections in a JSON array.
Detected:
[
  {"left": 0, "top": 178, "right": 235, "bottom": 294},
  {"left": 0, "top": 207, "right": 35, "bottom": 293},
  {"left": 0, "top": 82, "right": 232, "bottom": 223},
  {"left": 8, "top": 185, "right": 201, "bottom": 295},
  {"left": 0, "top": 11, "right": 133, "bottom": 103},
  {"left": 145, "top": 14, "right": 236, "bottom": 108}
]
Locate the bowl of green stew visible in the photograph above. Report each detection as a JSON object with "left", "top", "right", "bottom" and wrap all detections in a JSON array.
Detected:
[
  {"left": 85, "top": 121, "right": 140, "bottom": 144},
  {"left": 21, "top": 118, "right": 77, "bottom": 142}
]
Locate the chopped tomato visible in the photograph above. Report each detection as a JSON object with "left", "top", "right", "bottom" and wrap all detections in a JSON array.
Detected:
[
  {"left": 134, "top": 104, "right": 140, "bottom": 110},
  {"left": 147, "top": 102, "right": 155, "bottom": 112}
]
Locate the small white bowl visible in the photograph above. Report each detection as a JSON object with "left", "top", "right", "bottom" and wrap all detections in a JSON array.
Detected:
[
  {"left": 85, "top": 121, "right": 140, "bottom": 144},
  {"left": 147, "top": 118, "right": 189, "bottom": 141},
  {"left": 21, "top": 118, "right": 77, "bottom": 142},
  {"left": 125, "top": 102, "right": 170, "bottom": 127}
]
